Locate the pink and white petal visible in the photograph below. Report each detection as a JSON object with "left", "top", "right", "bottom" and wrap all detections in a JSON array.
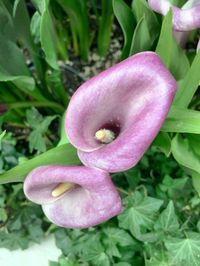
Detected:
[
  {"left": 24, "top": 165, "right": 123, "bottom": 228},
  {"left": 148, "top": 0, "right": 200, "bottom": 31},
  {"left": 42, "top": 180, "right": 122, "bottom": 228},
  {"left": 66, "top": 52, "right": 176, "bottom": 156},
  {"left": 172, "top": 6, "right": 200, "bottom": 31},
  {"left": 182, "top": 0, "right": 200, "bottom": 9},
  {"left": 148, "top": 0, "right": 172, "bottom": 15},
  {"left": 66, "top": 52, "right": 176, "bottom": 172}
]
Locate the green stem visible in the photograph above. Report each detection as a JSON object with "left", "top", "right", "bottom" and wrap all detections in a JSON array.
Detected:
[{"left": 7, "top": 101, "right": 65, "bottom": 112}]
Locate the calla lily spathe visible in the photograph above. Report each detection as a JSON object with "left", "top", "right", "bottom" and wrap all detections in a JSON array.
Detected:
[
  {"left": 65, "top": 52, "right": 177, "bottom": 173},
  {"left": 148, "top": 0, "right": 200, "bottom": 48},
  {"left": 24, "top": 166, "right": 123, "bottom": 228}
]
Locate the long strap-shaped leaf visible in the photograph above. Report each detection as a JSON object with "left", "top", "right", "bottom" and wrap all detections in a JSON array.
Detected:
[
  {"left": 0, "top": 143, "right": 80, "bottom": 184},
  {"left": 156, "top": 10, "right": 190, "bottom": 81},
  {"left": 98, "top": 0, "right": 113, "bottom": 56},
  {"left": 57, "top": 0, "right": 90, "bottom": 61},
  {"left": 162, "top": 106, "right": 200, "bottom": 134},
  {"left": 173, "top": 50, "right": 200, "bottom": 107},
  {"left": 113, "top": 0, "right": 136, "bottom": 59}
]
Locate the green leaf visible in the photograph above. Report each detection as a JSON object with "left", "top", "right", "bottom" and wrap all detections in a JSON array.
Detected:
[
  {"left": 165, "top": 232, "right": 200, "bottom": 266},
  {"left": 161, "top": 106, "right": 200, "bottom": 134},
  {"left": 173, "top": 50, "right": 200, "bottom": 107},
  {"left": 187, "top": 134, "right": 200, "bottom": 157},
  {"left": 157, "top": 175, "right": 189, "bottom": 199},
  {"left": 118, "top": 192, "right": 163, "bottom": 238},
  {"left": 113, "top": 0, "right": 136, "bottom": 58},
  {"left": 171, "top": 134, "right": 200, "bottom": 173},
  {"left": 129, "top": 15, "right": 151, "bottom": 55},
  {"left": 124, "top": 166, "right": 141, "bottom": 189},
  {"left": 0, "top": 33, "right": 34, "bottom": 91},
  {"left": 102, "top": 227, "right": 136, "bottom": 247},
  {"left": 57, "top": 112, "right": 70, "bottom": 146},
  {"left": 41, "top": 9, "right": 58, "bottom": 69},
  {"left": 26, "top": 107, "right": 44, "bottom": 128},
  {"left": 132, "top": 0, "right": 159, "bottom": 45},
  {"left": 32, "top": 0, "right": 58, "bottom": 69},
  {"left": 0, "top": 1, "right": 15, "bottom": 41},
  {"left": 30, "top": 11, "right": 41, "bottom": 44},
  {"left": 0, "top": 143, "right": 80, "bottom": 184},
  {"left": 12, "top": 0, "right": 32, "bottom": 48},
  {"left": 82, "top": 240, "right": 110, "bottom": 266},
  {"left": 97, "top": 0, "right": 113, "bottom": 56},
  {"left": 156, "top": 10, "right": 189, "bottom": 80},
  {"left": 57, "top": 0, "right": 89, "bottom": 61},
  {"left": 26, "top": 107, "right": 57, "bottom": 132},
  {"left": 54, "top": 229, "right": 73, "bottom": 256},
  {"left": 26, "top": 108, "right": 57, "bottom": 153},
  {"left": 146, "top": 250, "right": 173, "bottom": 266},
  {"left": 0, "top": 231, "right": 29, "bottom": 250},
  {"left": 192, "top": 172, "right": 200, "bottom": 196},
  {"left": 0, "top": 130, "right": 6, "bottom": 150},
  {"left": 153, "top": 132, "right": 171, "bottom": 157},
  {"left": 154, "top": 201, "right": 180, "bottom": 234},
  {"left": 0, "top": 207, "right": 7, "bottom": 222}
]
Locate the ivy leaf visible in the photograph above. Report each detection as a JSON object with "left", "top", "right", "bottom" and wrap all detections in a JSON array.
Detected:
[
  {"left": 54, "top": 229, "right": 73, "bottom": 256},
  {"left": 154, "top": 201, "right": 180, "bottom": 234},
  {"left": 26, "top": 108, "right": 57, "bottom": 153},
  {"left": 102, "top": 227, "right": 136, "bottom": 247},
  {"left": 165, "top": 232, "right": 200, "bottom": 266},
  {"left": 0, "top": 231, "right": 29, "bottom": 250},
  {"left": 82, "top": 239, "right": 110, "bottom": 266},
  {"left": 157, "top": 175, "right": 189, "bottom": 200},
  {"left": 118, "top": 192, "right": 163, "bottom": 238},
  {"left": 146, "top": 250, "right": 173, "bottom": 266},
  {"left": 102, "top": 227, "right": 138, "bottom": 259},
  {"left": 26, "top": 107, "right": 43, "bottom": 128}
]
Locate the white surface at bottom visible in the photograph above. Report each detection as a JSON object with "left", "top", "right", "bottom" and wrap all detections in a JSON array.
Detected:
[{"left": 0, "top": 235, "right": 61, "bottom": 266}]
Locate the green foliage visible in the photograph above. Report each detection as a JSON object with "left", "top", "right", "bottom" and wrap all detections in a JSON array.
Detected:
[
  {"left": 57, "top": 0, "right": 90, "bottom": 61},
  {"left": 156, "top": 10, "right": 190, "bottom": 80},
  {"left": 32, "top": 0, "right": 59, "bottom": 69},
  {"left": 174, "top": 50, "right": 200, "bottom": 108},
  {"left": 113, "top": 0, "right": 136, "bottom": 58},
  {"left": 97, "top": 0, "right": 113, "bottom": 56},
  {"left": 129, "top": 15, "right": 151, "bottom": 55},
  {"left": 118, "top": 192, "right": 163, "bottom": 238},
  {"left": 165, "top": 233, "right": 200, "bottom": 266},
  {"left": 162, "top": 106, "right": 200, "bottom": 134},
  {"left": 132, "top": 0, "right": 159, "bottom": 48},
  {"left": 0, "top": 183, "right": 45, "bottom": 250},
  {"left": 26, "top": 107, "right": 57, "bottom": 153},
  {"left": 1, "top": 1, "right": 200, "bottom": 265}
]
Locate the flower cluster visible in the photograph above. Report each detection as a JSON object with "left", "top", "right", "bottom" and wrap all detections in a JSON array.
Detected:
[
  {"left": 23, "top": 52, "right": 177, "bottom": 228},
  {"left": 148, "top": 0, "right": 200, "bottom": 50}
]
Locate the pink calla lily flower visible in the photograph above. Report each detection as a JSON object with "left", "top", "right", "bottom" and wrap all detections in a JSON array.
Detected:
[
  {"left": 24, "top": 166, "right": 123, "bottom": 228},
  {"left": 65, "top": 52, "right": 176, "bottom": 173},
  {"left": 148, "top": 0, "right": 200, "bottom": 48}
]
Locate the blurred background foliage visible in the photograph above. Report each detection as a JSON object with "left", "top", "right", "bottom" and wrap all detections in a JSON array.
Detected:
[{"left": 0, "top": 0, "right": 200, "bottom": 265}]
